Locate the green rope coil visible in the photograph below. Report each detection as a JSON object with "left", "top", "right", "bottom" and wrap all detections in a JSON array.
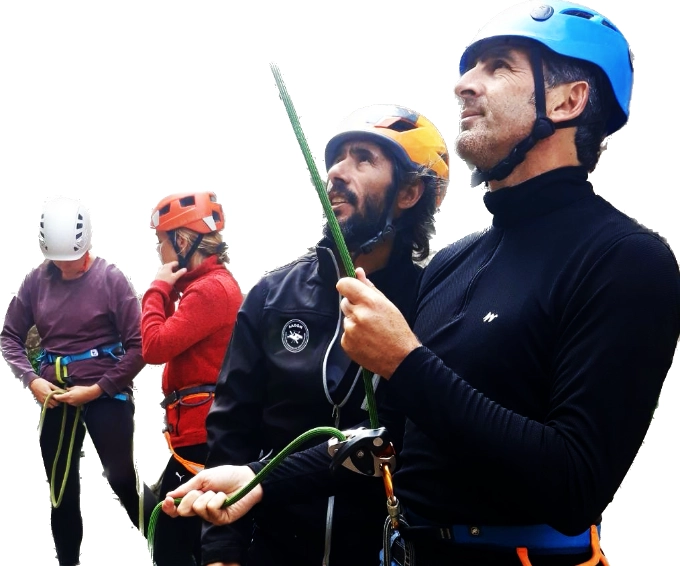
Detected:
[{"left": 38, "top": 389, "right": 81, "bottom": 508}]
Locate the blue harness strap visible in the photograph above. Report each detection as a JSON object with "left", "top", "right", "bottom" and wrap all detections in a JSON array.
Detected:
[
  {"left": 39, "top": 342, "right": 125, "bottom": 366},
  {"left": 403, "top": 508, "right": 598, "bottom": 555},
  {"left": 445, "top": 523, "right": 598, "bottom": 554}
]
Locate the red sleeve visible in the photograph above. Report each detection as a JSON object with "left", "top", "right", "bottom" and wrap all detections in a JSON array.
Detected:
[{"left": 141, "top": 276, "right": 239, "bottom": 365}]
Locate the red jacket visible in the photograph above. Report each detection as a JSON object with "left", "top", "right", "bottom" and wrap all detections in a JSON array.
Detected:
[{"left": 141, "top": 256, "right": 242, "bottom": 447}]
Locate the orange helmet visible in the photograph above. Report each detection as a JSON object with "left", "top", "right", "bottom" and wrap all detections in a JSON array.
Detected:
[
  {"left": 324, "top": 104, "right": 450, "bottom": 207},
  {"left": 150, "top": 192, "right": 224, "bottom": 234}
]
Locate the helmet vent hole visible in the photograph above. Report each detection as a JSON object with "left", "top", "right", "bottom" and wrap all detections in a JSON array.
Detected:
[
  {"left": 601, "top": 19, "right": 619, "bottom": 32},
  {"left": 212, "top": 211, "right": 220, "bottom": 222},
  {"left": 562, "top": 9, "right": 621, "bottom": 34},
  {"left": 179, "top": 196, "right": 196, "bottom": 208},
  {"left": 387, "top": 119, "right": 417, "bottom": 133},
  {"left": 158, "top": 204, "right": 171, "bottom": 217},
  {"left": 562, "top": 8, "right": 594, "bottom": 19}
]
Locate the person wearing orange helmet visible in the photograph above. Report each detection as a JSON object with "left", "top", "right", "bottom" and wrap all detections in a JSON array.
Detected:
[
  {"left": 193, "top": 104, "right": 448, "bottom": 566},
  {"left": 142, "top": 191, "right": 243, "bottom": 565},
  {"left": 1, "top": 196, "right": 157, "bottom": 566}
]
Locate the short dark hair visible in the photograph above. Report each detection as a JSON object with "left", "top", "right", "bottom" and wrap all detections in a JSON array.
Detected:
[{"left": 541, "top": 46, "right": 612, "bottom": 172}]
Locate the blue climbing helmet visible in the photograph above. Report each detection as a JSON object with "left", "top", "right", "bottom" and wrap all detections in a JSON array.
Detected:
[{"left": 459, "top": 1, "right": 633, "bottom": 184}]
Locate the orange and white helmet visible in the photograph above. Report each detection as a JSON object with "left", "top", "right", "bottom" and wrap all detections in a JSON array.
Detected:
[
  {"left": 39, "top": 197, "right": 92, "bottom": 260},
  {"left": 324, "top": 104, "right": 450, "bottom": 207},
  {"left": 150, "top": 192, "right": 224, "bottom": 234}
]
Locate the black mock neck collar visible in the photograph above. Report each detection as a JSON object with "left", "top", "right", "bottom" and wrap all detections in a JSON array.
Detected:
[{"left": 484, "top": 166, "right": 593, "bottom": 229}]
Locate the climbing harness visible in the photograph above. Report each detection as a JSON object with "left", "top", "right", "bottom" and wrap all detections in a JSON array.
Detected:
[
  {"left": 36, "top": 341, "right": 146, "bottom": 535},
  {"left": 160, "top": 384, "right": 216, "bottom": 475},
  {"left": 160, "top": 384, "right": 215, "bottom": 409},
  {"left": 38, "top": 342, "right": 126, "bottom": 386},
  {"left": 37, "top": 343, "right": 124, "bottom": 506},
  {"left": 39, "top": 342, "right": 125, "bottom": 366},
  {"left": 380, "top": 510, "right": 609, "bottom": 565}
]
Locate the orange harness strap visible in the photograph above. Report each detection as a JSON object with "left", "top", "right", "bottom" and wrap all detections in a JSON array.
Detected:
[
  {"left": 163, "top": 430, "right": 204, "bottom": 475},
  {"left": 516, "top": 525, "right": 609, "bottom": 566}
]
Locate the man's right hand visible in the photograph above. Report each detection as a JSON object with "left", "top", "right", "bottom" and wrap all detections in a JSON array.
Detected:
[
  {"left": 29, "top": 377, "right": 63, "bottom": 408},
  {"left": 161, "top": 465, "right": 263, "bottom": 526}
]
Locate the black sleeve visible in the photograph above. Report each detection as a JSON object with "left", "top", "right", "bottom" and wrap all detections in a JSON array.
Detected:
[{"left": 201, "top": 282, "right": 268, "bottom": 566}]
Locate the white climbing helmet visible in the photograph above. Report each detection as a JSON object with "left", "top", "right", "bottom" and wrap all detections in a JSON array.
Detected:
[{"left": 38, "top": 196, "right": 93, "bottom": 260}]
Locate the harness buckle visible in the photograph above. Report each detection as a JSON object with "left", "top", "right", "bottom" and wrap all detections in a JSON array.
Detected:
[{"left": 327, "top": 427, "right": 397, "bottom": 477}]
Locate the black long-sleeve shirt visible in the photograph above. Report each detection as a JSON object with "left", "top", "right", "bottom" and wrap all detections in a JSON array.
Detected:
[{"left": 256, "top": 167, "right": 680, "bottom": 553}]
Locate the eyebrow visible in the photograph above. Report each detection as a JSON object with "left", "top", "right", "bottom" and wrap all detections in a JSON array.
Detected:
[{"left": 478, "top": 45, "right": 518, "bottom": 63}]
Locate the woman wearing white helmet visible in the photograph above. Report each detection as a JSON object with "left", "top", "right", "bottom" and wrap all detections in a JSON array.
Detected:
[{"left": 1, "top": 196, "right": 157, "bottom": 566}]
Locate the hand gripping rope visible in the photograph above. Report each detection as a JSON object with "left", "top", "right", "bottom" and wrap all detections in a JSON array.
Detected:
[{"left": 146, "top": 64, "right": 398, "bottom": 561}]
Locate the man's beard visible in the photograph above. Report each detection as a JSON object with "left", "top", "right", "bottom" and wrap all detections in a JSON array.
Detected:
[{"left": 323, "top": 195, "right": 385, "bottom": 253}]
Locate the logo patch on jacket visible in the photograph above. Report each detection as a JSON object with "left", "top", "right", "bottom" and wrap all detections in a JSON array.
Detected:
[{"left": 282, "top": 319, "right": 309, "bottom": 353}]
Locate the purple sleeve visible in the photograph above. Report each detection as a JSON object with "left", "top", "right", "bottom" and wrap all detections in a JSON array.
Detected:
[
  {"left": 97, "top": 265, "right": 145, "bottom": 395},
  {"left": 1, "top": 270, "right": 39, "bottom": 386}
]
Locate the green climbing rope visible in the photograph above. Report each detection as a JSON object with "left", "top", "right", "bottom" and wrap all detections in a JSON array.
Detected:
[
  {"left": 38, "top": 388, "right": 81, "bottom": 508},
  {"left": 147, "top": 426, "right": 347, "bottom": 553}
]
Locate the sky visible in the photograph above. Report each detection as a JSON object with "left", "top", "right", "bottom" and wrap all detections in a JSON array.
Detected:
[{"left": 0, "top": 1, "right": 677, "bottom": 564}]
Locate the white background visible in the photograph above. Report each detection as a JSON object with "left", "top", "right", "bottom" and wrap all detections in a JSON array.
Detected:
[{"left": 0, "top": 1, "right": 677, "bottom": 564}]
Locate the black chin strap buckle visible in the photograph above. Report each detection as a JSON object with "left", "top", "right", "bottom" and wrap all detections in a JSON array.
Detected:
[{"left": 357, "top": 224, "right": 395, "bottom": 257}]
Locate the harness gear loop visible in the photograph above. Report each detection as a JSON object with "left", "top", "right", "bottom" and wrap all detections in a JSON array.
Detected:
[{"left": 514, "top": 524, "right": 609, "bottom": 565}]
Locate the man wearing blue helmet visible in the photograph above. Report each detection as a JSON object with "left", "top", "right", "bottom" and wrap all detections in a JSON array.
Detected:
[{"left": 161, "top": 2, "right": 680, "bottom": 565}]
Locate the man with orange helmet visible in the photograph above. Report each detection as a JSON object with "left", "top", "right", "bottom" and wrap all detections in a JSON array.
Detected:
[
  {"left": 196, "top": 104, "right": 448, "bottom": 566},
  {"left": 142, "top": 191, "right": 243, "bottom": 566},
  {"left": 163, "top": 2, "right": 680, "bottom": 565}
]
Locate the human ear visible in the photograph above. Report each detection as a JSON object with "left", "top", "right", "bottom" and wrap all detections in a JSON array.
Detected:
[
  {"left": 397, "top": 178, "right": 425, "bottom": 211},
  {"left": 548, "top": 80, "right": 589, "bottom": 124}
]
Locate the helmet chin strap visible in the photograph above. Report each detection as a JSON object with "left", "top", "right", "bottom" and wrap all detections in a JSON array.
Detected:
[
  {"left": 471, "top": 49, "right": 579, "bottom": 187},
  {"left": 171, "top": 231, "right": 204, "bottom": 270},
  {"left": 352, "top": 182, "right": 400, "bottom": 260}
]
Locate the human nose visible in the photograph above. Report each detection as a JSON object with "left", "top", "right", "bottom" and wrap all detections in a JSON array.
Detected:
[
  {"left": 327, "top": 154, "right": 350, "bottom": 184},
  {"left": 454, "top": 64, "right": 482, "bottom": 100}
]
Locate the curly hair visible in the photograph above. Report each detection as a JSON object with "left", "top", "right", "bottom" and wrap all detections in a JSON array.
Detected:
[{"left": 391, "top": 158, "right": 448, "bottom": 262}]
